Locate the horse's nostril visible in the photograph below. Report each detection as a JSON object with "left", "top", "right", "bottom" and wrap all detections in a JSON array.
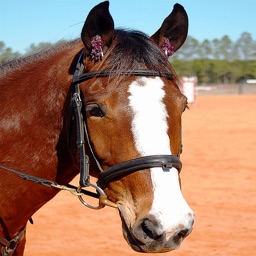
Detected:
[
  {"left": 177, "top": 228, "right": 190, "bottom": 238},
  {"left": 141, "top": 219, "right": 162, "bottom": 240}
]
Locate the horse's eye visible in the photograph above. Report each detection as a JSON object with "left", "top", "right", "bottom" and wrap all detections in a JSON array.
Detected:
[{"left": 85, "top": 103, "right": 105, "bottom": 117}]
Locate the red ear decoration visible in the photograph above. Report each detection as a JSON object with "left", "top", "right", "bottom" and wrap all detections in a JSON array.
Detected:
[
  {"left": 162, "top": 37, "right": 175, "bottom": 57},
  {"left": 90, "top": 35, "right": 104, "bottom": 61}
]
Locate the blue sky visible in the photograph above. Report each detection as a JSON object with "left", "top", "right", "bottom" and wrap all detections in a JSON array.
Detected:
[{"left": 1, "top": 0, "right": 256, "bottom": 53}]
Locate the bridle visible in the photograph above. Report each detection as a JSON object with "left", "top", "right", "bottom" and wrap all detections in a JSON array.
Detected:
[
  {"left": 0, "top": 49, "right": 182, "bottom": 255},
  {"left": 0, "top": 50, "right": 182, "bottom": 204},
  {"left": 0, "top": 49, "right": 182, "bottom": 211},
  {"left": 0, "top": 49, "right": 182, "bottom": 210},
  {"left": 71, "top": 49, "right": 182, "bottom": 207}
]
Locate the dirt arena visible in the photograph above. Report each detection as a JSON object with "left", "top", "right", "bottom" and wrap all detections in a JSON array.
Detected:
[{"left": 25, "top": 95, "right": 256, "bottom": 256}]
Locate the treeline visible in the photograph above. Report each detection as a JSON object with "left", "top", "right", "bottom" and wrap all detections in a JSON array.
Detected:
[
  {"left": 0, "top": 41, "right": 65, "bottom": 63},
  {"left": 171, "top": 32, "right": 256, "bottom": 84},
  {"left": 172, "top": 59, "right": 256, "bottom": 84},
  {"left": 1, "top": 32, "right": 256, "bottom": 84}
]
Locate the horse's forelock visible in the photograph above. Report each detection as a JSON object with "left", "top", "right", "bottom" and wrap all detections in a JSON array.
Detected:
[{"left": 105, "top": 30, "right": 177, "bottom": 77}]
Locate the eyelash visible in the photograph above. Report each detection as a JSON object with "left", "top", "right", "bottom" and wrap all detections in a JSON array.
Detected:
[{"left": 85, "top": 103, "right": 106, "bottom": 117}]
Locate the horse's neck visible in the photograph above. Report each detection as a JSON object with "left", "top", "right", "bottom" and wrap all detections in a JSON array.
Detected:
[{"left": 0, "top": 43, "right": 81, "bottom": 238}]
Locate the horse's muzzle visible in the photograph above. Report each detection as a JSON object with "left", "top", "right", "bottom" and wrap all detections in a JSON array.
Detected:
[{"left": 121, "top": 212, "right": 194, "bottom": 253}]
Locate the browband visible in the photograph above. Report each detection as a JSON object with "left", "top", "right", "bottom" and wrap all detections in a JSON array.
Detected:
[
  {"left": 73, "top": 69, "right": 173, "bottom": 84},
  {"left": 72, "top": 50, "right": 174, "bottom": 85}
]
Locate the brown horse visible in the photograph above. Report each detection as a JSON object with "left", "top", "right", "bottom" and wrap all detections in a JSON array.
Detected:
[{"left": 0, "top": 1, "right": 194, "bottom": 255}]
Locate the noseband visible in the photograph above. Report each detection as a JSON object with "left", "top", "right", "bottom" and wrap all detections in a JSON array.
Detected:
[{"left": 71, "top": 50, "right": 182, "bottom": 207}]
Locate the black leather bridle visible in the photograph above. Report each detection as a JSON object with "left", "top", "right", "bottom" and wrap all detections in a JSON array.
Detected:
[
  {"left": 0, "top": 49, "right": 182, "bottom": 210},
  {"left": 0, "top": 48, "right": 184, "bottom": 256},
  {"left": 71, "top": 50, "right": 182, "bottom": 208}
]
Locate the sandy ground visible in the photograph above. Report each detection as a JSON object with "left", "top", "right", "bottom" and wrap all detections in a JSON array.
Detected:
[{"left": 25, "top": 95, "right": 256, "bottom": 256}]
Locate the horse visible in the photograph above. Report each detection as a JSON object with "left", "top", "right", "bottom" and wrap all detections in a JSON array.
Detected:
[{"left": 0, "top": 1, "right": 194, "bottom": 255}]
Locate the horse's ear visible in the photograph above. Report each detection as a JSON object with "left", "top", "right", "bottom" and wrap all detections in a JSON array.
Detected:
[
  {"left": 81, "top": 1, "right": 114, "bottom": 60},
  {"left": 151, "top": 4, "right": 188, "bottom": 57}
]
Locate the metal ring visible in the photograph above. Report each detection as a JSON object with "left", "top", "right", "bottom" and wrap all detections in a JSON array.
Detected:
[{"left": 77, "top": 183, "right": 117, "bottom": 210}]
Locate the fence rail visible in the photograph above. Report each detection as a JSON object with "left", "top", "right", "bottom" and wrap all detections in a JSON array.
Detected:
[{"left": 196, "top": 84, "right": 256, "bottom": 95}]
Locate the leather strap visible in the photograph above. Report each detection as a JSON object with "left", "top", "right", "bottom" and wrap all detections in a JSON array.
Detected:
[
  {"left": 0, "top": 228, "right": 25, "bottom": 256},
  {"left": 72, "top": 85, "right": 90, "bottom": 187},
  {"left": 97, "top": 155, "right": 182, "bottom": 189},
  {"left": 73, "top": 69, "right": 173, "bottom": 84},
  {"left": 0, "top": 237, "right": 10, "bottom": 248},
  {"left": 72, "top": 49, "right": 173, "bottom": 85}
]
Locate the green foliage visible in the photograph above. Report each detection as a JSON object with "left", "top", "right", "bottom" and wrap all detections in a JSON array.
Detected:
[
  {"left": 172, "top": 59, "right": 256, "bottom": 84},
  {"left": 24, "top": 42, "right": 54, "bottom": 55},
  {"left": 24, "top": 40, "right": 68, "bottom": 55},
  {"left": 170, "top": 32, "right": 256, "bottom": 84},
  {"left": 174, "top": 32, "right": 256, "bottom": 61},
  {"left": 0, "top": 41, "right": 21, "bottom": 62},
  {"left": 0, "top": 40, "right": 68, "bottom": 62}
]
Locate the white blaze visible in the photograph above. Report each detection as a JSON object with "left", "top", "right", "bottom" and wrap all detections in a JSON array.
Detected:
[
  {"left": 128, "top": 77, "right": 193, "bottom": 238},
  {"left": 128, "top": 77, "right": 170, "bottom": 155}
]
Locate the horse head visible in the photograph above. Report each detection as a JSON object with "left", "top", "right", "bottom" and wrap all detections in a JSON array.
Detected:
[{"left": 71, "top": 1, "right": 194, "bottom": 253}]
